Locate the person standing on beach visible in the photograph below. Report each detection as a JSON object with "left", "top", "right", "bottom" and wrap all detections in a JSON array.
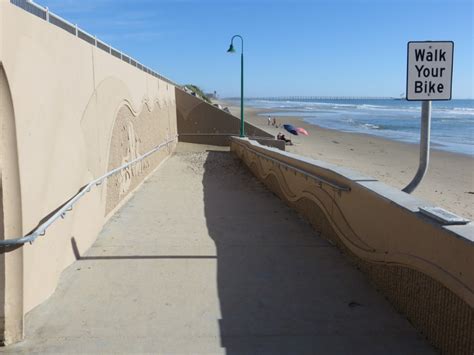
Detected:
[{"left": 267, "top": 116, "right": 271, "bottom": 125}]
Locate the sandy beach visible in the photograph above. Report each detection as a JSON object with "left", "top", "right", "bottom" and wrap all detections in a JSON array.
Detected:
[{"left": 218, "top": 100, "right": 474, "bottom": 221}]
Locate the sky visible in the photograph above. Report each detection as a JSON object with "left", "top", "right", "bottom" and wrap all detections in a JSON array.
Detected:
[{"left": 37, "top": 0, "right": 473, "bottom": 98}]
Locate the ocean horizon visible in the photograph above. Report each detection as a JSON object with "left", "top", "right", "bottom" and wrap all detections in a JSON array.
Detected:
[{"left": 231, "top": 98, "right": 474, "bottom": 157}]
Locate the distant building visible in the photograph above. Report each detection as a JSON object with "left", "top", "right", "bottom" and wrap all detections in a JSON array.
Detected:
[{"left": 206, "top": 91, "right": 218, "bottom": 99}]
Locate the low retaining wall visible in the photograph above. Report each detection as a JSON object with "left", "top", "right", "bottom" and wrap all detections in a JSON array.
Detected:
[
  {"left": 176, "top": 88, "right": 285, "bottom": 150},
  {"left": 231, "top": 137, "right": 474, "bottom": 354}
]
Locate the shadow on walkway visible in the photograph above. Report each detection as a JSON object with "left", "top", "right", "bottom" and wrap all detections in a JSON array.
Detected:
[
  {"left": 2, "top": 146, "right": 433, "bottom": 354},
  {"left": 202, "top": 150, "right": 432, "bottom": 355}
]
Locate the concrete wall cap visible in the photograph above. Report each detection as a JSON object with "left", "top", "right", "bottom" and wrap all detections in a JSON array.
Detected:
[
  {"left": 357, "top": 180, "right": 433, "bottom": 212},
  {"left": 233, "top": 137, "right": 376, "bottom": 181},
  {"left": 443, "top": 223, "right": 474, "bottom": 243},
  {"left": 232, "top": 136, "right": 474, "bottom": 245}
]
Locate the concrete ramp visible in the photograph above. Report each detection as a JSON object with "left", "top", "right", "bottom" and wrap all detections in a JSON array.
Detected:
[{"left": 4, "top": 144, "right": 433, "bottom": 354}]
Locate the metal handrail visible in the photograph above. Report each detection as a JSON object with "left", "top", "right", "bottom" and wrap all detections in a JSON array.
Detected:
[
  {"left": 233, "top": 138, "right": 350, "bottom": 192},
  {"left": 0, "top": 136, "right": 178, "bottom": 247},
  {"left": 178, "top": 133, "right": 273, "bottom": 139},
  {"left": 9, "top": 0, "right": 179, "bottom": 87}
]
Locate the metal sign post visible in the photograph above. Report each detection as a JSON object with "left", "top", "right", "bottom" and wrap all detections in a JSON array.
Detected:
[
  {"left": 402, "top": 101, "right": 431, "bottom": 193},
  {"left": 403, "top": 41, "right": 453, "bottom": 193}
]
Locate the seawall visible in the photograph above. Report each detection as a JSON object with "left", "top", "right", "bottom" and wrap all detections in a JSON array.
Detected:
[
  {"left": 176, "top": 88, "right": 285, "bottom": 150},
  {"left": 0, "top": 1, "right": 178, "bottom": 343}
]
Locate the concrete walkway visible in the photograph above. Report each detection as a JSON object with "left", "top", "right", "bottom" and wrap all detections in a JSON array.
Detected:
[{"left": 4, "top": 144, "right": 434, "bottom": 354}]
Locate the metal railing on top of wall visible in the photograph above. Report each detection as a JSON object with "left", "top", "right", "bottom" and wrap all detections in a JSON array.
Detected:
[
  {"left": 9, "top": 0, "right": 179, "bottom": 88},
  {"left": 232, "top": 137, "right": 351, "bottom": 192}
]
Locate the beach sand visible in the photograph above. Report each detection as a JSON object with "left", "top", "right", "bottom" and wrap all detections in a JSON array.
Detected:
[{"left": 217, "top": 101, "right": 474, "bottom": 220}]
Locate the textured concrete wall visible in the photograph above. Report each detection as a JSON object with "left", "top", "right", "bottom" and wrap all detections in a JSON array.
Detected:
[
  {"left": 176, "top": 88, "right": 285, "bottom": 150},
  {"left": 231, "top": 137, "right": 474, "bottom": 354},
  {"left": 105, "top": 101, "right": 176, "bottom": 215},
  {"left": 0, "top": 64, "right": 24, "bottom": 345},
  {"left": 0, "top": 2, "right": 177, "bottom": 343}
]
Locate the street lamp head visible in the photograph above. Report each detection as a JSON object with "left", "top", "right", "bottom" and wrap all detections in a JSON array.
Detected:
[{"left": 227, "top": 43, "right": 235, "bottom": 53}]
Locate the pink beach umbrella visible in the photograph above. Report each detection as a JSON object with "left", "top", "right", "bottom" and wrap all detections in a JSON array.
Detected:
[{"left": 296, "top": 127, "right": 309, "bottom": 136}]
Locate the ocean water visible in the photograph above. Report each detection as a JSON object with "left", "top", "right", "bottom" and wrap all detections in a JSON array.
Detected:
[{"left": 241, "top": 98, "right": 474, "bottom": 156}]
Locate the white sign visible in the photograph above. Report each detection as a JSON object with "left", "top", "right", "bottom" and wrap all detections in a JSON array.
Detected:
[{"left": 406, "top": 41, "right": 453, "bottom": 101}]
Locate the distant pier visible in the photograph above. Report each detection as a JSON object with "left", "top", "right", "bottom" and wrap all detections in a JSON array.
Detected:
[{"left": 226, "top": 96, "right": 395, "bottom": 101}]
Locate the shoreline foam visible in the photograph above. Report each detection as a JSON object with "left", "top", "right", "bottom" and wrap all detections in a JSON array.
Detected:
[
  {"left": 232, "top": 98, "right": 474, "bottom": 156},
  {"left": 217, "top": 100, "right": 474, "bottom": 220}
]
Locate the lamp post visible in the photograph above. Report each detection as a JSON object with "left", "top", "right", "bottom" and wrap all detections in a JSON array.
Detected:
[{"left": 227, "top": 35, "right": 245, "bottom": 137}]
